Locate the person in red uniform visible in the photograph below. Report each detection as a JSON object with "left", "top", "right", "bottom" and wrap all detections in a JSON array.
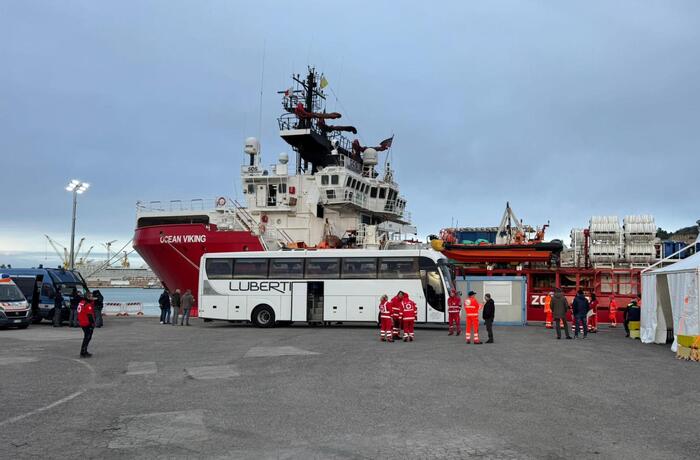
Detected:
[
  {"left": 447, "top": 289, "right": 462, "bottom": 336},
  {"left": 402, "top": 293, "right": 418, "bottom": 342},
  {"left": 464, "top": 290, "right": 482, "bottom": 344},
  {"left": 588, "top": 293, "right": 599, "bottom": 333},
  {"left": 378, "top": 295, "right": 393, "bottom": 342},
  {"left": 544, "top": 292, "right": 553, "bottom": 328},
  {"left": 390, "top": 291, "right": 404, "bottom": 340},
  {"left": 77, "top": 291, "right": 96, "bottom": 358},
  {"left": 609, "top": 295, "right": 618, "bottom": 327}
]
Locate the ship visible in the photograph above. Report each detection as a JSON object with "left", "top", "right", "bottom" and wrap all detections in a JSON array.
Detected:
[
  {"left": 431, "top": 206, "right": 662, "bottom": 325},
  {"left": 133, "top": 68, "right": 417, "bottom": 313}
]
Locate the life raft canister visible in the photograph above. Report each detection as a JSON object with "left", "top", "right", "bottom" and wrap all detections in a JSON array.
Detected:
[{"left": 216, "top": 197, "right": 226, "bottom": 207}]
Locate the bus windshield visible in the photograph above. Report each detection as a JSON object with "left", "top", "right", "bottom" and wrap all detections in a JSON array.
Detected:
[
  {"left": 0, "top": 285, "right": 25, "bottom": 302},
  {"left": 439, "top": 263, "right": 454, "bottom": 293}
]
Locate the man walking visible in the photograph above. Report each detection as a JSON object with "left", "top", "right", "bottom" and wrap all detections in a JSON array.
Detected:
[
  {"left": 482, "top": 293, "right": 495, "bottom": 343},
  {"left": 447, "top": 289, "right": 461, "bottom": 336},
  {"left": 551, "top": 288, "right": 572, "bottom": 340},
  {"left": 53, "top": 286, "right": 64, "bottom": 327},
  {"left": 159, "top": 288, "right": 171, "bottom": 325},
  {"left": 378, "top": 295, "right": 393, "bottom": 342},
  {"left": 77, "top": 291, "right": 96, "bottom": 358},
  {"left": 572, "top": 289, "right": 589, "bottom": 339},
  {"left": 180, "top": 289, "right": 194, "bottom": 326},
  {"left": 464, "top": 291, "right": 482, "bottom": 344},
  {"left": 171, "top": 289, "right": 181, "bottom": 326}
]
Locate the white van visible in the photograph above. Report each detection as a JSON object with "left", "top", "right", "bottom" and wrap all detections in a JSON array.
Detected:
[{"left": 0, "top": 274, "right": 31, "bottom": 329}]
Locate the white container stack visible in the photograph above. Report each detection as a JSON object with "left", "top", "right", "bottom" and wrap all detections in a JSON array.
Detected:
[
  {"left": 622, "top": 215, "right": 656, "bottom": 264},
  {"left": 589, "top": 216, "right": 622, "bottom": 266},
  {"left": 570, "top": 228, "right": 586, "bottom": 266}
]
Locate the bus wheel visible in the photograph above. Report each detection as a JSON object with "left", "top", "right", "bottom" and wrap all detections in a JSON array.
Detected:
[{"left": 251, "top": 305, "right": 275, "bottom": 328}]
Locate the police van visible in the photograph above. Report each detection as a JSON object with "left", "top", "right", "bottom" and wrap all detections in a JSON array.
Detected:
[
  {"left": 0, "top": 274, "right": 31, "bottom": 329},
  {"left": 4, "top": 267, "right": 89, "bottom": 323}
]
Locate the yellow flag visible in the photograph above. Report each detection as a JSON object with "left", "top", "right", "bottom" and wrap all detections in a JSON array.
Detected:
[{"left": 320, "top": 76, "right": 329, "bottom": 89}]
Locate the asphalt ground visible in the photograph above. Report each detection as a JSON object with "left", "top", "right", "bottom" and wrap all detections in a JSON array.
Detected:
[{"left": 0, "top": 318, "right": 698, "bottom": 459}]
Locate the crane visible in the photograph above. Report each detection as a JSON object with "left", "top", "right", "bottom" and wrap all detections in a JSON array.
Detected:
[
  {"left": 120, "top": 251, "right": 131, "bottom": 268},
  {"left": 77, "top": 245, "right": 95, "bottom": 266},
  {"left": 102, "top": 240, "right": 118, "bottom": 265},
  {"left": 45, "top": 235, "right": 70, "bottom": 268}
]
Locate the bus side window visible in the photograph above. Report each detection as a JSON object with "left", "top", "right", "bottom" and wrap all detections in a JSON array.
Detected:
[
  {"left": 341, "top": 258, "right": 377, "bottom": 279},
  {"left": 233, "top": 259, "right": 269, "bottom": 279},
  {"left": 305, "top": 258, "right": 340, "bottom": 279},
  {"left": 378, "top": 257, "right": 420, "bottom": 279},
  {"left": 270, "top": 258, "right": 304, "bottom": 279},
  {"left": 41, "top": 282, "right": 55, "bottom": 299},
  {"left": 206, "top": 258, "right": 234, "bottom": 279}
]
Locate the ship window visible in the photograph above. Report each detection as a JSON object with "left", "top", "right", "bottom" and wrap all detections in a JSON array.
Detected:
[
  {"left": 233, "top": 259, "right": 269, "bottom": 279},
  {"left": 370, "top": 187, "right": 378, "bottom": 198},
  {"left": 321, "top": 175, "right": 329, "bottom": 185},
  {"left": 206, "top": 258, "right": 234, "bottom": 279},
  {"left": 350, "top": 178, "right": 357, "bottom": 189},
  {"left": 379, "top": 188, "right": 387, "bottom": 199},
  {"left": 346, "top": 176, "right": 352, "bottom": 186},
  {"left": 342, "top": 258, "right": 377, "bottom": 279},
  {"left": 331, "top": 175, "right": 339, "bottom": 185},
  {"left": 305, "top": 258, "right": 340, "bottom": 279},
  {"left": 326, "top": 190, "right": 336, "bottom": 199},
  {"left": 279, "top": 183, "right": 287, "bottom": 193},
  {"left": 137, "top": 215, "right": 209, "bottom": 228},
  {"left": 269, "top": 258, "right": 304, "bottom": 279},
  {"left": 379, "top": 257, "right": 420, "bottom": 279},
  {"left": 247, "top": 184, "right": 254, "bottom": 194}
]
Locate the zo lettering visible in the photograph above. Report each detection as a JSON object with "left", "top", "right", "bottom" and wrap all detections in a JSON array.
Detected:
[
  {"left": 229, "top": 281, "right": 289, "bottom": 294},
  {"left": 530, "top": 295, "right": 546, "bottom": 307}
]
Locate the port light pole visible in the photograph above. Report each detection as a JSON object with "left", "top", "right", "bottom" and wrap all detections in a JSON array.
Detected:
[{"left": 65, "top": 179, "right": 90, "bottom": 269}]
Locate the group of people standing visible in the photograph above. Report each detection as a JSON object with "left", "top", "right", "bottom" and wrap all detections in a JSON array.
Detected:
[
  {"left": 53, "top": 287, "right": 104, "bottom": 329},
  {"left": 158, "top": 288, "right": 195, "bottom": 326},
  {"left": 544, "top": 289, "right": 642, "bottom": 339},
  {"left": 378, "top": 289, "right": 495, "bottom": 344},
  {"left": 447, "top": 289, "right": 495, "bottom": 344}
]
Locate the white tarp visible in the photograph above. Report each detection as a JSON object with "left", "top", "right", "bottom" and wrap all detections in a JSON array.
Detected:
[{"left": 640, "top": 251, "right": 700, "bottom": 349}]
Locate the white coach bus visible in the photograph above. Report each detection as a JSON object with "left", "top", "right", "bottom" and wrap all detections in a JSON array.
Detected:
[{"left": 198, "top": 249, "right": 453, "bottom": 327}]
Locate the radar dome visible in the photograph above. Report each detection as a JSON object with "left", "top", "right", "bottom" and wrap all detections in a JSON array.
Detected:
[
  {"left": 363, "top": 147, "right": 378, "bottom": 166},
  {"left": 244, "top": 137, "right": 260, "bottom": 156},
  {"left": 278, "top": 152, "right": 289, "bottom": 164}
]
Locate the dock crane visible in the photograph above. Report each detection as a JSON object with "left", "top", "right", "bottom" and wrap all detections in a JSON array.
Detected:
[
  {"left": 44, "top": 235, "right": 91, "bottom": 268},
  {"left": 102, "top": 240, "right": 118, "bottom": 265}
]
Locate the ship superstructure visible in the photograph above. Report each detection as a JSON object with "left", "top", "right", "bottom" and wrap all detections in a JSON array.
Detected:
[{"left": 133, "top": 68, "right": 417, "bottom": 310}]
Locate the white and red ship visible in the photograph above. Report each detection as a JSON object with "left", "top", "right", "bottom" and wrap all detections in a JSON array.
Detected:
[{"left": 133, "top": 68, "right": 417, "bottom": 314}]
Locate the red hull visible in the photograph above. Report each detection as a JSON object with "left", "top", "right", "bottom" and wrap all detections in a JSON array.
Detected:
[
  {"left": 443, "top": 248, "right": 553, "bottom": 263},
  {"left": 133, "top": 224, "right": 264, "bottom": 316}
]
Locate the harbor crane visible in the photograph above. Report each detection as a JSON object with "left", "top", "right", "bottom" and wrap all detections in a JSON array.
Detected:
[
  {"left": 44, "top": 235, "right": 91, "bottom": 268},
  {"left": 102, "top": 240, "right": 118, "bottom": 265}
]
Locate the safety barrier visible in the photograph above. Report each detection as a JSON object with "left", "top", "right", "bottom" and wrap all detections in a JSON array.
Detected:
[{"left": 103, "top": 302, "right": 144, "bottom": 317}]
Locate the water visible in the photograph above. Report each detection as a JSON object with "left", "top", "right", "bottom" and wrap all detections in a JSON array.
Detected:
[{"left": 98, "top": 287, "right": 163, "bottom": 317}]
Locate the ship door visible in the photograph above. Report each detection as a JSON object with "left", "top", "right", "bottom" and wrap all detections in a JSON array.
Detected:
[
  {"left": 291, "top": 282, "right": 307, "bottom": 321},
  {"left": 306, "top": 282, "right": 324, "bottom": 323},
  {"left": 256, "top": 185, "right": 267, "bottom": 207}
]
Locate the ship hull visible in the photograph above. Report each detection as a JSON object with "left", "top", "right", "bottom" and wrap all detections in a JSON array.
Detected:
[
  {"left": 442, "top": 242, "right": 562, "bottom": 264},
  {"left": 133, "top": 224, "right": 264, "bottom": 316}
]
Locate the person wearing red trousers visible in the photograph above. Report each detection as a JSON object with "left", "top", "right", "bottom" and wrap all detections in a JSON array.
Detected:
[
  {"left": 464, "top": 290, "right": 482, "bottom": 344},
  {"left": 402, "top": 293, "right": 418, "bottom": 342},
  {"left": 389, "top": 291, "right": 404, "bottom": 340},
  {"left": 609, "top": 295, "right": 618, "bottom": 327},
  {"left": 588, "top": 293, "right": 599, "bottom": 333},
  {"left": 447, "top": 289, "right": 461, "bottom": 336},
  {"left": 378, "top": 295, "right": 393, "bottom": 342}
]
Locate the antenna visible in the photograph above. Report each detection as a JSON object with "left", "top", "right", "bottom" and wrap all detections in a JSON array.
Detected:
[{"left": 257, "top": 39, "right": 266, "bottom": 141}]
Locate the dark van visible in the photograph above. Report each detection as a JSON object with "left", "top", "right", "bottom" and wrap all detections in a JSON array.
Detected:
[{"left": 4, "top": 267, "right": 89, "bottom": 323}]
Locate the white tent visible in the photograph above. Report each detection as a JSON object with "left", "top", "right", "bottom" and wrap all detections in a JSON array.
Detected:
[{"left": 641, "top": 252, "right": 700, "bottom": 350}]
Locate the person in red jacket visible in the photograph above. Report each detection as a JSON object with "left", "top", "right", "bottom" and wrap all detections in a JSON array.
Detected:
[
  {"left": 77, "top": 291, "right": 96, "bottom": 358},
  {"left": 402, "top": 293, "right": 418, "bottom": 342},
  {"left": 609, "top": 295, "right": 618, "bottom": 327},
  {"left": 378, "top": 295, "right": 393, "bottom": 342},
  {"left": 464, "top": 290, "right": 482, "bottom": 344},
  {"left": 390, "top": 291, "right": 404, "bottom": 339},
  {"left": 447, "top": 289, "right": 461, "bottom": 336},
  {"left": 588, "top": 293, "right": 599, "bottom": 333}
]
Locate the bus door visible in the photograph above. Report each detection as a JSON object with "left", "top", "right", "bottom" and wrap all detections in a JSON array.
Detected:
[{"left": 291, "top": 282, "right": 307, "bottom": 321}]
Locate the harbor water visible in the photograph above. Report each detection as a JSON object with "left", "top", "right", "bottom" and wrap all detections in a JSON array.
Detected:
[{"left": 98, "top": 287, "right": 162, "bottom": 317}]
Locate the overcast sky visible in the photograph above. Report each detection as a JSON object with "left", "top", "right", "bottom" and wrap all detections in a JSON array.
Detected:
[{"left": 2, "top": 1, "right": 699, "bottom": 267}]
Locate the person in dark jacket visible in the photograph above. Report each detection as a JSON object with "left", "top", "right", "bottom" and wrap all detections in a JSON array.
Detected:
[
  {"left": 159, "top": 288, "right": 171, "bottom": 324},
  {"left": 53, "top": 286, "right": 64, "bottom": 327},
  {"left": 180, "top": 289, "right": 195, "bottom": 326},
  {"left": 571, "top": 289, "right": 590, "bottom": 339},
  {"left": 482, "top": 293, "right": 495, "bottom": 343},
  {"left": 92, "top": 290, "right": 104, "bottom": 327},
  {"left": 171, "top": 289, "right": 181, "bottom": 325},
  {"left": 551, "top": 289, "right": 571, "bottom": 339},
  {"left": 623, "top": 296, "right": 641, "bottom": 337},
  {"left": 69, "top": 288, "right": 82, "bottom": 328}
]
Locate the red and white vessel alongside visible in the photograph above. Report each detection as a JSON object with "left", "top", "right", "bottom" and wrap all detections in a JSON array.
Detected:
[{"left": 133, "top": 68, "right": 417, "bottom": 314}]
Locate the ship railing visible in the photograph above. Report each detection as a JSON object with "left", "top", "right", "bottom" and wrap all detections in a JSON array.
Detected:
[{"left": 136, "top": 198, "right": 212, "bottom": 213}]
